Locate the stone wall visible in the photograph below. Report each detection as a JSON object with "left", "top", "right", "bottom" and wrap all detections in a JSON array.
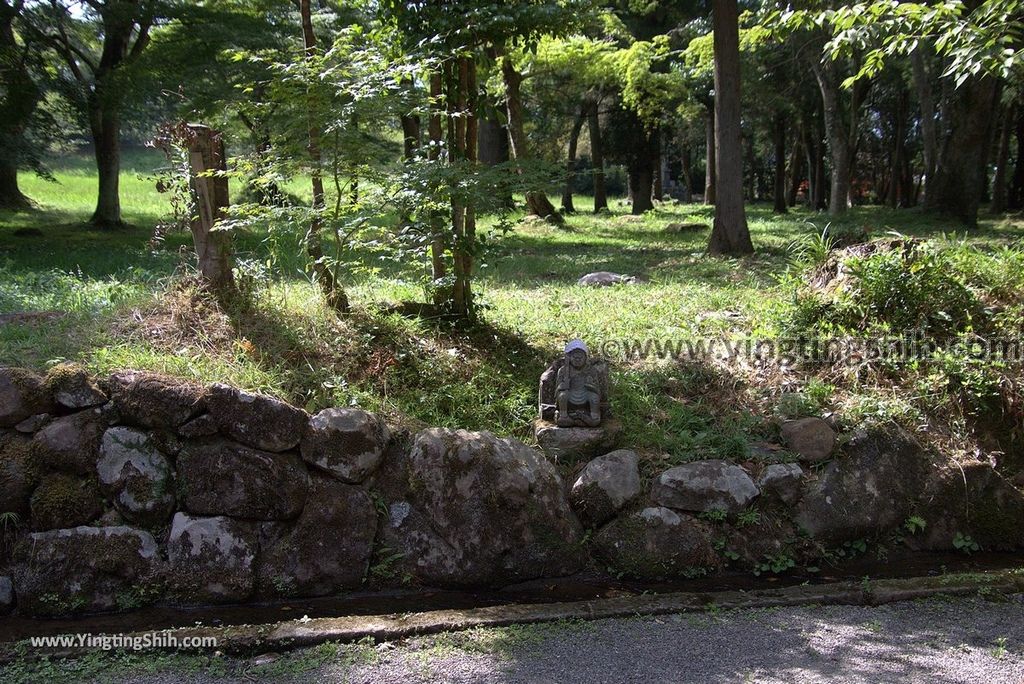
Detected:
[{"left": 1, "top": 365, "right": 1022, "bottom": 618}]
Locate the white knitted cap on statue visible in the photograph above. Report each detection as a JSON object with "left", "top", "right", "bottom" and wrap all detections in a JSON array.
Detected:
[{"left": 564, "top": 339, "right": 589, "bottom": 355}]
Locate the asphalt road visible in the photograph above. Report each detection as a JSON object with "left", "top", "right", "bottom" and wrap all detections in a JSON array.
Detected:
[{"left": 108, "top": 594, "right": 1024, "bottom": 684}]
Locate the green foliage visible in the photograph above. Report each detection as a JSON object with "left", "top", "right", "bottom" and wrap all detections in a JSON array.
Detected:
[
  {"left": 953, "top": 531, "right": 981, "bottom": 554},
  {"left": 904, "top": 515, "right": 927, "bottom": 535},
  {"left": 753, "top": 553, "right": 795, "bottom": 576}
]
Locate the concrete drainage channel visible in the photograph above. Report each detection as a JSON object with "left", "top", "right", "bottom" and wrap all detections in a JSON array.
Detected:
[{"left": 2, "top": 570, "right": 1022, "bottom": 662}]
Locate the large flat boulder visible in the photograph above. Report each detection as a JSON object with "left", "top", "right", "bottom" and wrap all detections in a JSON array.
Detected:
[
  {"left": 207, "top": 383, "right": 308, "bottom": 453},
  {"left": 106, "top": 371, "right": 206, "bottom": 429},
  {"left": 534, "top": 419, "right": 623, "bottom": 462},
  {"left": 257, "top": 475, "right": 378, "bottom": 597},
  {"left": 31, "top": 410, "right": 105, "bottom": 475},
  {"left": 794, "top": 427, "right": 929, "bottom": 543},
  {"left": 569, "top": 449, "right": 642, "bottom": 526},
  {"left": 912, "top": 462, "right": 1024, "bottom": 551},
  {"left": 12, "top": 525, "right": 162, "bottom": 616},
  {"left": 593, "top": 507, "right": 719, "bottom": 581},
  {"left": 377, "top": 428, "right": 584, "bottom": 587},
  {"left": 167, "top": 513, "right": 257, "bottom": 604},
  {"left": 300, "top": 408, "right": 390, "bottom": 483},
  {"left": 651, "top": 460, "right": 759, "bottom": 515},
  {"left": 177, "top": 439, "right": 308, "bottom": 520},
  {"left": 48, "top": 364, "right": 107, "bottom": 409},
  {"left": 0, "top": 367, "right": 54, "bottom": 428},
  {"left": 97, "top": 427, "right": 175, "bottom": 527}
]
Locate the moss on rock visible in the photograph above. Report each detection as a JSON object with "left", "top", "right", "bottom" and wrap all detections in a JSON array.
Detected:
[{"left": 30, "top": 473, "right": 105, "bottom": 531}]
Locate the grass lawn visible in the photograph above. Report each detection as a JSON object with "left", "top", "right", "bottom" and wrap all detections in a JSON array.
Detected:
[{"left": 4, "top": 151, "right": 1024, "bottom": 471}]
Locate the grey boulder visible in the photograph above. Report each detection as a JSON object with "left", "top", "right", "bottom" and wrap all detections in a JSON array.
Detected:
[
  {"left": 570, "top": 449, "right": 642, "bottom": 526},
  {"left": 593, "top": 507, "right": 719, "bottom": 581},
  {"left": 257, "top": 475, "right": 378, "bottom": 597},
  {"left": 207, "top": 383, "right": 308, "bottom": 452},
  {"left": 377, "top": 428, "right": 584, "bottom": 586},
  {"left": 651, "top": 459, "right": 759, "bottom": 515},
  {"left": 13, "top": 525, "right": 161, "bottom": 616},
  {"left": 176, "top": 439, "right": 308, "bottom": 520},
  {"left": 167, "top": 513, "right": 257, "bottom": 604},
  {"left": 97, "top": 427, "right": 175, "bottom": 526},
  {"left": 106, "top": 371, "right": 206, "bottom": 429},
  {"left": 756, "top": 463, "right": 804, "bottom": 505},
  {"left": 0, "top": 367, "right": 53, "bottom": 428},
  {"left": 300, "top": 408, "right": 390, "bottom": 483}
]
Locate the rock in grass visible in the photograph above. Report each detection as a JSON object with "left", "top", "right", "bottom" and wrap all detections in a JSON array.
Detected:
[
  {"left": 300, "top": 408, "right": 390, "bottom": 484},
  {"left": 577, "top": 272, "right": 637, "bottom": 287},
  {"left": 663, "top": 222, "right": 709, "bottom": 234},
  {"left": 206, "top": 383, "right": 308, "bottom": 453},
  {"left": 0, "top": 367, "right": 54, "bottom": 428},
  {"left": 167, "top": 513, "right": 257, "bottom": 604},
  {"left": 593, "top": 507, "right": 719, "bottom": 581},
  {"left": 176, "top": 439, "right": 307, "bottom": 520},
  {"left": 781, "top": 417, "right": 836, "bottom": 462},
  {"left": 570, "top": 449, "right": 641, "bottom": 526},
  {"left": 13, "top": 525, "right": 162, "bottom": 616},
  {"left": 651, "top": 460, "right": 759, "bottom": 515},
  {"left": 97, "top": 427, "right": 175, "bottom": 527}
]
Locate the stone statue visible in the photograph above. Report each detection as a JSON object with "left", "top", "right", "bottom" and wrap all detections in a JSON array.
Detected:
[
  {"left": 538, "top": 340, "right": 608, "bottom": 428},
  {"left": 556, "top": 340, "right": 602, "bottom": 426}
]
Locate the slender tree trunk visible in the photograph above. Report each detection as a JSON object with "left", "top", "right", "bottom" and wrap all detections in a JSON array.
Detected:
[
  {"left": 587, "top": 98, "right": 608, "bottom": 212},
  {"left": 887, "top": 89, "right": 908, "bottom": 208},
  {"left": 708, "top": 0, "right": 752, "bottom": 255},
  {"left": 680, "top": 143, "right": 693, "bottom": 203},
  {"left": 704, "top": 106, "right": 716, "bottom": 204},
  {"left": 400, "top": 113, "right": 420, "bottom": 160},
  {"left": 1010, "top": 110, "right": 1024, "bottom": 210},
  {"left": 561, "top": 104, "right": 586, "bottom": 213},
  {"left": 787, "top": 123, "right": 803, "bottom": 207},
  {"left": 629, "top": 166, "right": 654, "bottom": 214},
  {"left": 773, "top": 113, "right": 787, "bottom": 214},
  {"left": 299, "top": 0, "right": 347, "bottom": 313},
  {"left": 992, "top": 103, "right": 1014, "bottom": 214},
  {"left": 653, "top": 131, "right": 665, "bottom": 201},
  {"left": 911, "top": 46, "right": 938, "bottom": 202},
  {"left": 428, "top": 72, "right": 447, "bottom": 305},
  {"left": 812, "top": 58, "right": 852, "bottom": 216}
]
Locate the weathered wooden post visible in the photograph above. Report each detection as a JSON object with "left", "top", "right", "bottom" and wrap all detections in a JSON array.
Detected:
[{"left": 184, "top": 124, "right": 234, "bottom": 291}]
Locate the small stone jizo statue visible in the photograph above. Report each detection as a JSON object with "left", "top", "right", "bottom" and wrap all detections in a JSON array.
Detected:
[{"left": 555, "top": 339, "right": 602, "bottom": 427}]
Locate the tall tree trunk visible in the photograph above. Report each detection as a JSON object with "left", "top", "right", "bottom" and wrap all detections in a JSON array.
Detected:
[
  {"left": 400, "top": 113, "right": 420, "bottom": 160},
  {"left": 926, "top": 75, "right": 998, "bottom": 226},
  {"left": 300, "top": 0, "right": 347, "bottom": 313},
  {"left": 428, "top": 71, "right": 447, "bottom": 305},
  {"left": 812, "top": 57, "right": 853, "bottom": 216},
  {"left": 704, "top": 106, "right": 716, "bottom": 204},
  {"left": 87, "top": 96, "right": 124, "bottom": 228},
  {"left": 501, "top": 53, "right": 560, "bottom": 222},
  {"left": 772, "top": 113, "right": 787, "bottom": 214},
  {"left": 587, "top": 98, "right": 608, "bottom": 212},
  {"left": 0, "top": 0, "right": 34, "bottom": 210},
  {"left": 629, "top": 166, "right": 654, "bottom": 214},
  {"left": 680, "top": 142, "right": 693, "bottom": 203},
  {"left": 1010, "top": 110, "right": 1024, "bottom": 210},
  {"left": 787, "top": 123, "right": 803, "bottom": 207},
  {"left": 911, "top": 46, "right": 938, "bottom": 202},
  {"left": 708, "top": 0, "right": 752, "bottom": 255},
  {"left": 991, "top": 103, "right": 1014, "bottom": 214},
  {"left": 561, "top": 104, "right": 586, "bottom": 213},
  {"left": 653, "top": 131, "right": 665, "bottom": 201},
  {"left": 184, "top": 125, "right": 234, "bottom": 292},
  {"left": 887, "top": 89, "right": 908, "bottom": 208}
]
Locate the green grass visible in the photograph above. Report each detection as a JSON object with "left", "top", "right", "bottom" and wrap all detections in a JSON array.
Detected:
[{"left": 4, "top": 151, "right": 1024, "bottom": 466}]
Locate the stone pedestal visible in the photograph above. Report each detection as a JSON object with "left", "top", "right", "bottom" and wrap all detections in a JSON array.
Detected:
[{"left": 534, "top": 418, "right": 622, "bottom": 462}]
